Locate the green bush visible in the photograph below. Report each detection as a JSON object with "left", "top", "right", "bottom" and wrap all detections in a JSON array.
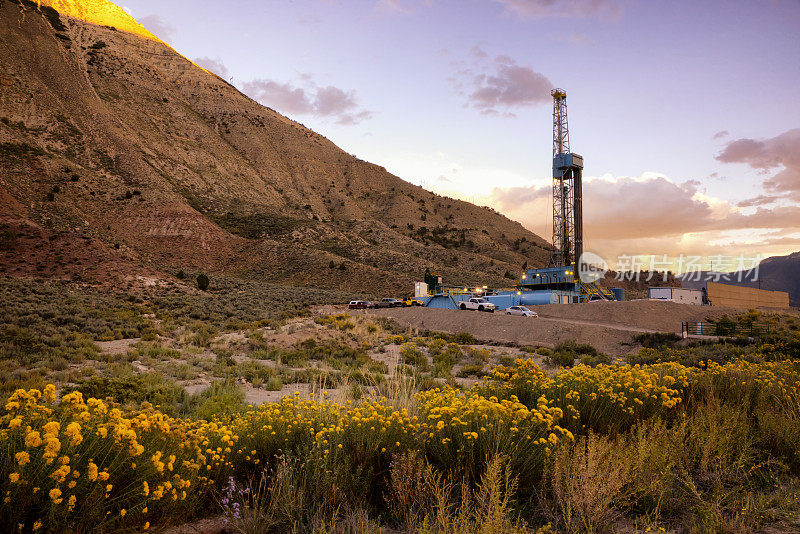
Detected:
[
  {"left": 580, "top": 352, "right": 612, "bottom": 366},
  {"left": 547, "top": 350, "right": 576, "bottom": 368},
  {"left": 425, "top": 331, "right": 477, "bottom": 345},
  {"left": 431, "top": 342, "right": 462, "bottom": 377},
  {"left": 186, "top": 379, "right": 246, "bottom": 420},
  {"left": 265, "top": 375, "right": 283, "bottom": 391},
  {"left": 456, "top": 364, "right": 486, "bottom": 378},
  {"left": 63, "top": 373, "right": 188, "bottom": 416},
  {"left": 400, "top": 342, "right": 429, "bottom": 372},
  {"left": 547, "top": 340, "right": 604, "bottom": 368},
  {"left": 633, "top": 332, "right": 681, "bottom": 348}
]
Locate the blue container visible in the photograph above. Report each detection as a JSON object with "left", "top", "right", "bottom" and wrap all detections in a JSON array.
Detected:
[
  {"left": 519, "top": 291, "right": 560, "bottom": 306},
  {"left": 610, "top": 288, "right": 625, "bottom": 301}
]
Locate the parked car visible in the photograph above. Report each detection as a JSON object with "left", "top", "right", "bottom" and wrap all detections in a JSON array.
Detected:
[
  {"left": 374, "top": 298, "right": 403, "bottom": 308},
  {"left": 348, "top": 300, "right": 373, "bottom": 309},
  {"left": 403, "top": 297, "right": 424, "bottom": 307},
  {"left": 459, "top": 297, "right": 496, "bottom": 312},
  {"left": 505, "top": 305, "right": 538, "bottom": 317}
]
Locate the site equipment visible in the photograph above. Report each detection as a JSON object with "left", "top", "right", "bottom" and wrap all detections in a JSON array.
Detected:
[{"left": 413, "top": 88, "right": 622, "bottom": 310}]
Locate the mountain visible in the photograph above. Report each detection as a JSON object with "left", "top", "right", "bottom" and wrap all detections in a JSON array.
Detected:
[
  {"left": 678, "top": 252, "right": 800, "bottom": 306},
  {"left": 0, "top": 0, "right": 551, "bottom": 294}
]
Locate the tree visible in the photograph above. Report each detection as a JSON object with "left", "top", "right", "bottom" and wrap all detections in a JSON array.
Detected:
[{"left": 197, "top": 273, "right": 210, "bottom": 291}]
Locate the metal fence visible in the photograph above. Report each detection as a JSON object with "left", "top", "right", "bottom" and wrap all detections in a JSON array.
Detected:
[{"left": 682, "top": 321, "right": 771, "bottom": 337}]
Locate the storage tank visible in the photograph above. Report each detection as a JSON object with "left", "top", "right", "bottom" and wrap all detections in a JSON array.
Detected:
[{"left": 519, "top": 291, "right": 560, "bottom": 306}]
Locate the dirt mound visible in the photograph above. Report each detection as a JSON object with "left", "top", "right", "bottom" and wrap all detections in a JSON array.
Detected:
[
  {"left": 368, "top": 301, "right": 753, "bottom": 355},
  {"left": 368, "top": 307, "right": 644, "bottom": 355},
  {"left": 533, "top": 300, "right": 741, "bottom": 332}
]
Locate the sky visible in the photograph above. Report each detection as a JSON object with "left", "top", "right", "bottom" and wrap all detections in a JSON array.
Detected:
[{"left": 122, "top": 0, "right": 800, "bottom": 273}]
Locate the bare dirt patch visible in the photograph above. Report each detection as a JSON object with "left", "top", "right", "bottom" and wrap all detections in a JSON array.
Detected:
[
  {"left": 368, "top": 301, "right": 739, "bottom": 355},
  {"left": 96, "top": 337, "right": 140, "bottom": 355},
  {"left": 532, "top": 300, "right": 741, "bottom": 331}
]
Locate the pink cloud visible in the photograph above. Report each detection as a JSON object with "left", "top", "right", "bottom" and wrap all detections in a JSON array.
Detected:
[
  {"left": 492, "top": 0, "right": 621, "bottom": 21},
  {"left": 241, "top": 78, "right": 373, "bottom": 125},
  {"left": 139, "top": 14, "right": 176, "bottom": 41},
  {"left": 464, "top": 55, "right": 553, "bottom": 115},
  {"left": 487, "top": 174, "right": 800, "bottom": 261},
  {"left": 717, "top": 128, "right": 800, "bottom": 200},
  {"left": 737, "top": 194, "right": 780, "bottom": 208},
  {"left": 193, "top": 57, "right": 229, "bottom": 78}
]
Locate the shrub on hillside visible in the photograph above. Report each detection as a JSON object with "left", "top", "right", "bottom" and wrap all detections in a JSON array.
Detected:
[
  {"left": 633, "top": 331, "right": 681, "bottom": 348},
  {"left": 400, "top": 342, "right": 429, "bottom": 372},
  {"left": 186, "top": 379, "right": 246, "bottom": 420},
  {"left": 547, "top": 340, "right": 604, "bottom": 368},
  {"left": 62, "top": 373, "right": 188, "bottom": 416},
  {"left": 197, "top": 273, "right": 210, "bottom": 291}
]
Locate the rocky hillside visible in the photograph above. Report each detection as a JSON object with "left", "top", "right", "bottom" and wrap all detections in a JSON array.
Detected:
[
  {"left": 0, "top": 0, "right": 552, "bottom": 294},
  {"left": 754, "top": 252, "right": 800, "bottom": 306}
]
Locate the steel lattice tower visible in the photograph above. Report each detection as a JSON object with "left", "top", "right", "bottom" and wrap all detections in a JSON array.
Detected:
[{"left": 549, "top": 88, "right": 584, "bottom": 272}]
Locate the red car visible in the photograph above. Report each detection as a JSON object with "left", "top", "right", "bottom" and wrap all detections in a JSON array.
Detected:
[{"left": 348, "top": 300, "right": 373, "bottom": 309}]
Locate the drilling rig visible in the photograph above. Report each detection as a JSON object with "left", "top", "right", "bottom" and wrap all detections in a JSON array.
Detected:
[
  {"left": 549, "top": 88, "right": 584, "bottom": 270},
  {"left": 413, "top": 87, "right": 622, "bottom": 308},
  {"left": 514, "top": 87, "right": 619, "bottom": 303}
]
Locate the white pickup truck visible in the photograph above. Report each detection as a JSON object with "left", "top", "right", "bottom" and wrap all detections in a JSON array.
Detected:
[{"left": 459, "top": 297, "right": 496, "bottom": 312}]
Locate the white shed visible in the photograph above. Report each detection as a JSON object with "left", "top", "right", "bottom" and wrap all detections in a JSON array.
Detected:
[{"left": 648, "top": 287, "right": 704, "bottom": 305}]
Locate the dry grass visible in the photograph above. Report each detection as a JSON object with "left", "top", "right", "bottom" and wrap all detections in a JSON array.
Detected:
[{"left": 548, "top": 421, "right": 681, "bottom": 533}]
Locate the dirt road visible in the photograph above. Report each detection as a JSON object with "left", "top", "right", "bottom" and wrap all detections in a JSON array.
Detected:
[{"left": 368, "top": 300, "right": 739, "bottom": 355}]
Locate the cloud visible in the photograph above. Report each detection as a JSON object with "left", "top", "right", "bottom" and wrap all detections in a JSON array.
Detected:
[
  {"left": 737, "top": 194, "right": 780, "bottom": 208},
  {"left": 241, "top": 78, "right": 373, "bottom": 125},
  {"left": 375, "top": 0, "right": 431, "bottom": 14},
  {"left": 193, "top": 57, "right": 229, "bottom": 78},
  {"left": 462, "top": 55, "right": 553, "bottom": 115},
  {"left": 470, "top": 45, "right": 489, "bottom": 59},
  {"left": 557, "top": 33, "right": 589, "bottom": 45},
  {"left": 486, "top": 173, "right": 800, "bottom": 262},
  {"left": 713, "top": 130, "right": 729, "bottom": 139},
  {"left": 716, "top": 128, "right": 800, "bottom": 200},
  {"left": 139, "top": 14, "right": 176, "bottom": 41},
  {"left": 297, "top": 13, "right": 323, "bottom": 27},
  {"left": 490, "top": 183, "right": 550, "bottom": 206},
  {"left": 492, "top": 0, "right": 621, "bottom": 21}
]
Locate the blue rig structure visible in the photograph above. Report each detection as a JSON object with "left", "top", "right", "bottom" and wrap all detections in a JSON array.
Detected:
[{"left": 417, "top": 88, "right": 622, "bottom": 311}]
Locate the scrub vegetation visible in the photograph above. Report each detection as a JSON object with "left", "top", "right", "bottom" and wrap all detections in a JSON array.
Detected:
[{"left": 2, "top": 278, "right": 800, "bottom": 533}]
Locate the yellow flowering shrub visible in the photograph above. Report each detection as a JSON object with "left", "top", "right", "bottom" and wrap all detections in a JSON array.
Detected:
[
  {"left": 0, "top": 387, "right": 244, "bottom": 532},
  {"left": 692, "top": 359, "right": 800, "bottom": 408},
  {"left": 479, "top": 359, "right": 688, "bottom": 433},
  {"left": 3, "top": 356, "right": 795, "bottom": 532},
  {"left": 417, "top": 387, "right": 572, "bottom": 484}
]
